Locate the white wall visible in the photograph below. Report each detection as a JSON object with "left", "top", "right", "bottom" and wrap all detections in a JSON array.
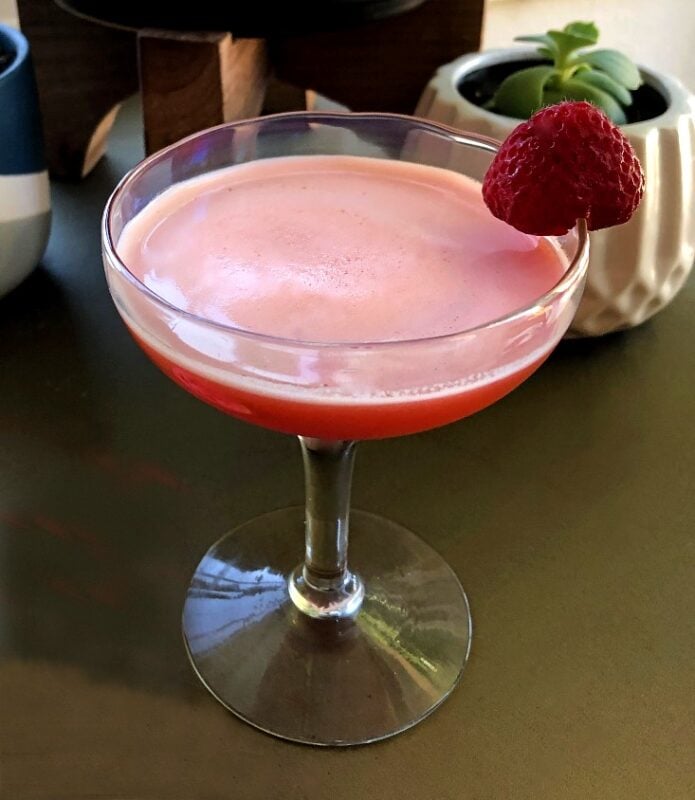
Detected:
[
  {"left": 483, "top": 0, "right": 695, "bottom": 89},
  {"left": 0, "top": 0, "right": 17, "bottom": 27}
]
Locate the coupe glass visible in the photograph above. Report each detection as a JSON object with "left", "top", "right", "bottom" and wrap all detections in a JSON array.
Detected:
[{"left": 102, "top": 112, "right": 589, "bottom": 746}]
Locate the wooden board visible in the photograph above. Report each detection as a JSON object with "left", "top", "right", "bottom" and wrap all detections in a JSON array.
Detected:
[
  {"left": 139, "top": 31, "right": 270, "bottom": 155},
  {"left": 17, "top": 0, "right": 138, "bottom": 179}
]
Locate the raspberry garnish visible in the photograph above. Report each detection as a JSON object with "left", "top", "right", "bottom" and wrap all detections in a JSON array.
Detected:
[{"left": 482, "top": 101, "right": 644, "bottom": 236}]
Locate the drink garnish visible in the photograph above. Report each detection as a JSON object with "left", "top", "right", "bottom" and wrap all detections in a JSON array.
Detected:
[{"left": 482, "top": 100, "right": 645, "bottom": 236}]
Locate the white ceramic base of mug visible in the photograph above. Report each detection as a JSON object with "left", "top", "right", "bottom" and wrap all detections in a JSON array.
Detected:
[{"left": 0, "top": 170, "right": 51, "bottom": 297}]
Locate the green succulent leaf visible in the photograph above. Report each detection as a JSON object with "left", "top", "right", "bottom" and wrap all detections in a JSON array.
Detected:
[
  {"left": 536, "top": 46, "right": 555, "bottom": 60},
  {"left": 551, "top": 78, "right": 628, "bottom": 124},
  {"left": 514, "top": 34, "right": 560, "bottom": 61},
  {"left": 541, "top": 89, "right": 569, "bottom": 106},
  {"left": 515, "top": 34, "right": 558, "bottom": 48},
  {"left": 562, "top": 21, "right": 599, "bottom": 45},
  {"left": 573, "top": 69, "right": 633, "bottom": 105},
  {"left": 547, "top": 29, "right": 596, "bottom": 56},
  {"left": 502, "top": 21, "right": 639, "bottom": 123},
  {"left": 582, "top": 49, "right": 642, "bottom": 89},
  {"left": 491, "top": 65, "right": 556, "bottom": 118}
]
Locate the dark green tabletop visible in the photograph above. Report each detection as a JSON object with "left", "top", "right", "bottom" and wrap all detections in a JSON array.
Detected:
[{"left": 1, "top": 98, "right": 693, "bottom": 799}]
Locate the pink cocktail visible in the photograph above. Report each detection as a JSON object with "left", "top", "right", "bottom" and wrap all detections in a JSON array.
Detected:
[{"left": 103, "top": 113, "right": 589, "bottom": 746}]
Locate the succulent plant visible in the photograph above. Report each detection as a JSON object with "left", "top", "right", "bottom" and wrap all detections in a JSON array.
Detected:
[{"left": 489, "top": 21, "right": 643, "bottom": 124}]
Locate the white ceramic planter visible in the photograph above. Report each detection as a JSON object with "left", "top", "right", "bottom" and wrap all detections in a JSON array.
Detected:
[
  {"left": 416, "top": 48, "right": 695, "bottom": 336},
  {"left": 0, "top": 172, "right": 51, "bottom": 297}
]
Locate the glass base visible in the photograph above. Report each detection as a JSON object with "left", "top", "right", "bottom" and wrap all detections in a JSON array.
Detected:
[{"left": 182, "top": 508, "right": 472, "bottom": 746}]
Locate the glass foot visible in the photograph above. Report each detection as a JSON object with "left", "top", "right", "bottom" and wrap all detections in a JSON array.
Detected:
[{"left": 182, "top": 508, "right": 472, "bottom": 746}]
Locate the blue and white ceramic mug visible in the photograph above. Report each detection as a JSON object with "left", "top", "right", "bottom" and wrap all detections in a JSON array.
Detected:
[{"left": 0, "top": 24, "right": 50, "bottom": 297}]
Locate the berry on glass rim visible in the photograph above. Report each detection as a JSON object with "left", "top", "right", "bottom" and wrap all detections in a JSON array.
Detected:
[{"left": 482, "top": 100, "right": 645, "bottom": 236}]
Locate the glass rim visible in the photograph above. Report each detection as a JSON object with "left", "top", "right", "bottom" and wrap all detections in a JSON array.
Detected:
[{"left": 102, "top": 110, "right": 589, "bottom": 351}]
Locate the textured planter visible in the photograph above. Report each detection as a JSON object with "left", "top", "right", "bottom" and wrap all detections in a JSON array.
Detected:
[
  {"left": 416, "top": 48, "right": 695, "bottom": 336},
  {"left": 0, "top": 25, "right": 50, "bottom": 298}
]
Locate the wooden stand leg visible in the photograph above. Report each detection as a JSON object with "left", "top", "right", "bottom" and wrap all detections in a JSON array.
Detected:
[
  {"left": 138, "top": 31, "right": 270, "bottom": 155},
  {"left": 16, "top": 0, "right": 138, "bottom": 180},
  {"left": 263, "top": 78, "right": 315, "bottom": 115}
]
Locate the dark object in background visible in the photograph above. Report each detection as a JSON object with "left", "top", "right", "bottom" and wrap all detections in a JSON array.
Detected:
[
  {"left": 18, "top": 0, "right": 485, "bottom": 179},
  {"left": 16, "top": 0, "right": 139, "bottom": 179},
  {"left": 55, "top": 0, "right": 430, "bottom": 34}
]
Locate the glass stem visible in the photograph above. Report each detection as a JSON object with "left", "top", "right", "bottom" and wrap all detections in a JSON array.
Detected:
[{"left": 289, "top": 438, "right": 364, "bottom": 620}]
